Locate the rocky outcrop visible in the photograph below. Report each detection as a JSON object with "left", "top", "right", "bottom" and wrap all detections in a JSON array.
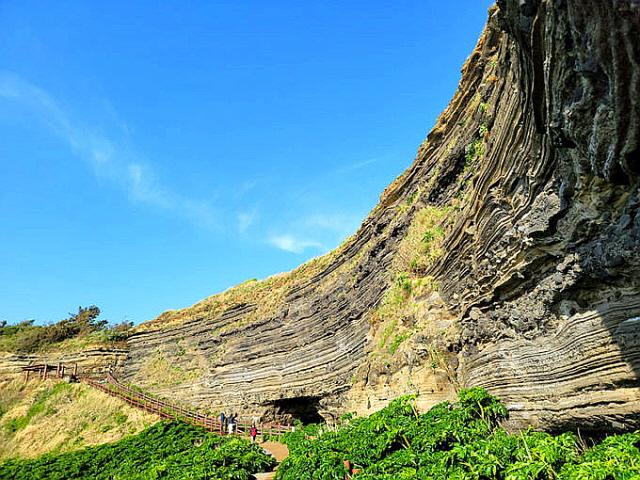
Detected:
[
  {"left": 120, "top": 0, "right": 640, "bottom": 432},
  {"left": 0, "top": 349, "right": 127, "bottom": 380},
  {"left": 452, "top": 0, "right": 640, "bottom": 433}
]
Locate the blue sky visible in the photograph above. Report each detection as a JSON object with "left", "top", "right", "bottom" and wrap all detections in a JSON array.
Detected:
[{"left": 0, "top": 1, "right": 493, "bottom": 325}]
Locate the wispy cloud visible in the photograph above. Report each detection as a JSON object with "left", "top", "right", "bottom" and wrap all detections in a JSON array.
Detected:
[
  {"left": 267, "top": 212, "right": 361, "bottom": 254},
  {"left": 0, "top": 71, "right": 372, "bottom": 255},
  {"left": 303, "top": 213, "right": 361, "bottom": 235},
  {"left": 237, "top": 210, "right": 257, "bottom": 233},
  {"left": 268, "top": 234, "right": 324, "bottom": 254},
  {"left": 334, "top": 157, "right": 381, "bottom": 175},
  {"left": 0, "top": 71, "right": 217, "bottom": 229}
]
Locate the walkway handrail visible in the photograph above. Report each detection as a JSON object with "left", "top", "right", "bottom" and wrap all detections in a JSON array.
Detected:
[{"left": 22, "top": 361, "right": 295, "bottom": 438}]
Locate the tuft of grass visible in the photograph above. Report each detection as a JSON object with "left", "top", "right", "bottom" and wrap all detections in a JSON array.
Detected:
[
  {"left": 465, "top": 138, "right": 484, "bottom": 169},
  {"left": 388, "top": 332, "right": 411, "bottom": 354},
  {"left": 378, "top": 319, "right": 399, "bottom": 350},
  {"left": 395, "top": 206, "right": 451, "bottom": 277}
]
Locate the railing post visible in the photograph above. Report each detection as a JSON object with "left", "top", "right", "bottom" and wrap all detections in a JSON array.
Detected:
[
  {"left": 73, "top": 363, "right": 78, "bottom": 377},
  {"left": 43, "top": 363, "right": 48, "bottom": 380}
]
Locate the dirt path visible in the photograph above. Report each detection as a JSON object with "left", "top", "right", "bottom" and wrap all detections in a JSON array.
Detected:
[
  {"left": 253, "top": 473, "right": 276, "bottom": 480},
  {"left": 260, "top": 440, "right": 289, "bottom": 462},
  {"left": 252, "top": 441, "right": 288, "bottom": 479}
]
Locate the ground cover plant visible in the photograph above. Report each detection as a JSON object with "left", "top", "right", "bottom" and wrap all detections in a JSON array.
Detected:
[
  {"left": 0, "top": 421, "right": 276, "bottom": 480},
  {"left": 276, "top": 388, "right": 640, "bottom": 480}
]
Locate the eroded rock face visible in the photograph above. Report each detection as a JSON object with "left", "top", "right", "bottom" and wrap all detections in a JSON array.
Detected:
[
  {"left": 0, "top": 349, "right": 127, "bottom": 380},
  {"left": 121, "top": 0, "right": 640, "bottom": 431},
  {"left": 454, "top": 0, "right": 640, "bottom": 433}
]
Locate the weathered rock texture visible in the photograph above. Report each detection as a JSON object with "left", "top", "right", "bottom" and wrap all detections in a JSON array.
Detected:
[
  {"left": 120, "top": 0, "right": 640, "bottom": 431},
  {"left": 0, "top": 349, "right": 127, "bottom": 380}
]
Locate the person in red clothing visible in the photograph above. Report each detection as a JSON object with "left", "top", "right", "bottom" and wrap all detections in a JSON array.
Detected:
[{"left": 249, "top": 424, "right": 258, "bottom": 443}]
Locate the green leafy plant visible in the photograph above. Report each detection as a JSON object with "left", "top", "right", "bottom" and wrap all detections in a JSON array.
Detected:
[
  {"left": 388, "top": 332, "right": 411, "bottom": 354},
  {"left": 276, "top": 388, "right": 640, "bottom": 480},
  {"left": 0, "top": 421, "right": 276, "bottom": 480}
]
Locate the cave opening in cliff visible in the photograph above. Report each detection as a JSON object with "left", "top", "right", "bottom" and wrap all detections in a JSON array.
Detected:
[{"left": 267, "top": 396, "right": 324, "bottom": 424}]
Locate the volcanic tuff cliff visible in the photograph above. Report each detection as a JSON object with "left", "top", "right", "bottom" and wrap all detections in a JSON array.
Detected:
[{"left": 116, "top": 0, "right": 640, "bottom": 432}]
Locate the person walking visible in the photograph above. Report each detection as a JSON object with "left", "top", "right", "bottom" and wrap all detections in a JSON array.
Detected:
[
  {"left": 219, "top": 412, "right": 226, "bottom": 435},
  {"left": 249, "top": 424, "right": 258, "bottom": 443},
  {"left": 228, "top": 414, "right": 237, "bottom": 435}
]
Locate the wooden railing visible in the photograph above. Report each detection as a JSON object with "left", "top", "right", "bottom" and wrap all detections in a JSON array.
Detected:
[{"left": 22, "top": 363, "right": 293, "bottom": 439}]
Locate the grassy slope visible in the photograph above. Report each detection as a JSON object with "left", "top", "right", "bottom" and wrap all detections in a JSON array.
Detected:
[{"left": 0, "top": 379, "right": 157, "bottom": 460}]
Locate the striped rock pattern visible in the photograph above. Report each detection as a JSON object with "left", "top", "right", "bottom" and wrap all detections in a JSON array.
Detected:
[{"left": 121, "top": 0, "right": 640, "bottom": 431}]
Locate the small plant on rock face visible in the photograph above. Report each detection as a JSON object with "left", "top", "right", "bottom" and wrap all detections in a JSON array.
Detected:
[
  {"left": 465, "top": 138, "right": 484, "bottom": 167},
  {"left": 395, "top": 273, "right": 412, "bottom": 296},
  {"left": 479, "top": 122, "right": 489, "bottom": 138},
  {"left": 388, "top": 332, "right": 411, "bottom": 354}
]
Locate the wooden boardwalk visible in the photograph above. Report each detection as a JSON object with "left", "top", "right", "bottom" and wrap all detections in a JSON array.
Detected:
[{"left": 21, "top": 363, "right": 293, "bottom": 440}]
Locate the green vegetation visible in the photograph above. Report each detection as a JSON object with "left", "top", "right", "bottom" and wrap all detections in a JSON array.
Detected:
[
  {"left": 0, "top": 307, "right": 132, "bottom": 353},
  {"left": 465, "top": 138, "right": 484, "bottom": 170},
  {"left": 4, "top": 382, "right": 70, "bottom": 433},
  {"left": 395, "top": 206, "right": 451, "bottom": 277},
  {"left": 388, "top": 332, "right": 411, "bottom": 354},
  {"left": 370, "top": 205, "right": 452, "bottom": 358},
  {"left": 276, "top": 388, "right": 640, "bottom": 480},
  {"left": 134, "top": 351, "right": 203, "bottom": 388},
  {"left": 479, "top": 122, "right": 490, "bottom": 138},
  {"left": 0, "top": 421, "right": 276, "bottom": 480}
]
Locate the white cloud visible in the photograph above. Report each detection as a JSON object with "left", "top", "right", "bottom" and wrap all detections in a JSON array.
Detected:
[
  {"left": 237, "top": 211, "right": 257, "bottom": 233},
  {"left": 268, "top": 234, "right": 324, "bottom": 254},
  {"left": 0, "top": 71, "right": 217, "bottom": 230}
]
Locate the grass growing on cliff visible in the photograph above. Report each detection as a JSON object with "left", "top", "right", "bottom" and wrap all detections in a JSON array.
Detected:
[
  {"left": 133, "top": 351, "right": 203, "bottom": 388},
  {"left": 141, "top": 232, "right": 360, "bottom": 332},
  {"left": 370, "top": 205, "right": 452, "bottom": 357},
  {"left": 0, "top": 421, "right": 276, "bottom": 480},
  {"left": 276, "top": 388, "right": 640, "bottom": 480},
  {"left": 394, "top": 206, "right": 452, "bottom": 276}
]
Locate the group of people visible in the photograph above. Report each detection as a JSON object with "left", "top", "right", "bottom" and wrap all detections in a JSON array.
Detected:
[{"left": 219, "top": 412, "right": 259, "bottom": 443}]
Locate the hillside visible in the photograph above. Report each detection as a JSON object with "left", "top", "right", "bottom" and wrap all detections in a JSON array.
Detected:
[
  {"left": 0, "top": 379, "right": 156, "bottom": 460},
  {"left": 2, "top": 0, "right": 640, "bottom": 441}
]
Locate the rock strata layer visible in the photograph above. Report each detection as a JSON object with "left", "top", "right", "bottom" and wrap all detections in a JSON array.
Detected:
[{"left": 115, "top": 0, "right": 640, "bottom": 431}]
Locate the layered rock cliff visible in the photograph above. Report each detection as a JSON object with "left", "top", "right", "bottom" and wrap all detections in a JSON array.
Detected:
[{"left": 119, "top": 0, "right": 640, "bottom": 431}]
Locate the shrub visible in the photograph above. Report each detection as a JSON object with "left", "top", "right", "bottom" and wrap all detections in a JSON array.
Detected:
[{"left": 0, "top": 307, "right": 132, "bottom": 353}]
